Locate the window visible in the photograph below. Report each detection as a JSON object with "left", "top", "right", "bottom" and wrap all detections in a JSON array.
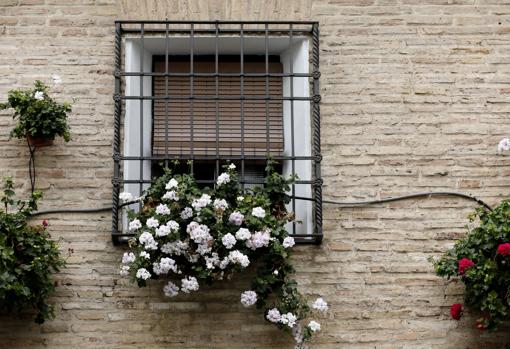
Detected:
[{"left": 112, "top": 21, "right": 322, "bottom": 244}]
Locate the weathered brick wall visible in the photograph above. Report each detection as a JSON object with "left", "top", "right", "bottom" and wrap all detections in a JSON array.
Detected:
[{"left": 1, "top": 0, "right": 510, "bottom": 348}]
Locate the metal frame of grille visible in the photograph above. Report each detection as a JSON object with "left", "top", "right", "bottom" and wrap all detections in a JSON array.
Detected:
[{"left": 112, "top": 20, "right": 322, "bottom": 245}]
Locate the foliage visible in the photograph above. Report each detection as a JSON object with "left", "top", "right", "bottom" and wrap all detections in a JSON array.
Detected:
[
  {"left": 120, "top": 162, "right": 327, "bottom": 347},
  {"left": 0, "top": 80, "right": 72, "bottom": 142},
  {"left": 0, "top": 177, "right": 66, "bottom": 323},
  {"left": 432, "top": 200, "right": 510, "bottom": 330}
]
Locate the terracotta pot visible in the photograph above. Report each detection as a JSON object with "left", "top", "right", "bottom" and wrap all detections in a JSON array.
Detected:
[{"left": 27, "top": 135, "right": 54, "bottom": 147}]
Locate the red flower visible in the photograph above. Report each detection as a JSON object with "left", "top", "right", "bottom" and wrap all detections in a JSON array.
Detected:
[
  {"left": 42, "top": 220, "right": 49, "bottom": 227},
  {"left": 450, "top": 303, "right": 463, "bottom": 320},
  {"left": 458, "top": 258, "right": 475, "bottom": 275},
  {"left": 497, "top": 243, "right": 510, "bottom": 256}
]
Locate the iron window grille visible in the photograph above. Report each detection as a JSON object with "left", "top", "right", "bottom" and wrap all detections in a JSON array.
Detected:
[{"left": 112, "top": 20, "right": 322, "bottom": 245}]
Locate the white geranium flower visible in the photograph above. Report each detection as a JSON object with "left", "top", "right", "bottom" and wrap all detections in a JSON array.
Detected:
[
  {"left": 237, "top": 196, "right": 244, "bottom": 202},
  {"left": 219, "top": 257, "right": 230, "bottom": 270},
  {"left": 251, "top": 207, "right": 266, "bottom": 218},
  {"left": 129, "top": 219, "right": 142, "bottom": 231},
  {"left": 34, "top": 91, "right": 44, "bottom": 100},
  {"left": 166, "top": 220, "right": 179, "bottom": 232},
  {"left": 136, "top": 268, "right": 151, "bottom": 280},
  {"left": 181, "top": 276, "right": 199, "bottom": 293},
  {"left": 139, "top": 231, "right": 158, "bottom": 250},
  {"left": 312, "top": 297, "right": 328, "bottom": 312},
  {"left": 229, "top": 211, "right": 244, "bottom": 226},
  {"left": 235, "top": 228, "right": 251, "bottom": 241},
  {"left": 228, "top": 163, "right": 236, "bottom": 170},
  {"left": 213, "top": 198, "right": 228, "bottom": 211},
  {"left": 308, "top": 320, "right": 321, "bottom": 332},
  {"left": 280, "top": 312, "right": 297, "bottom": 328},
  {"left": 273, "top": 269, "right": 279, "bottom": 275},
  {"left": 122, "top": 252, "right": 136, "bottom": 264},
  {"left": 119, "top": 192, "right": 133, "bottom": 202},
  {"left": 153, "top": 257, "right": 178, "bottom": 275},
  {"left": 146, "top": 217, "right": 159, "bottom": 228},
  {"left": 155, "top": 204, "right": 171, "bottom": 215},
  {"left": 187, "top": 222, "right": 212, "bottom": 244},
  {"left": 282, "top": 236, "right": 295, "bottom": 249},
  {"left": 498, "top": 138, "right": 510, "bottom": 153},
  {"left": 163, "top": 281, "right": 179, "bottom": 297},
  {"left": 205, "top": 253, "right": 220, "bottom": 270},
  {"left": 161, "top": 240, "right": 188, "bottom": 256},
  {"left": 266, "top": 308, "right": 281, "bottom": 323},
  {"left": 216, "top": 172, "right": 230, "bottom": 186},
  {"left": 52, "top": 74, "right": 62, "bottom": 84},
  {"left": 165, "top": 178, "right": 178, "bottom": 190},
  {"left": 162, "top": 190, "right": 179, "bottom": 201},
  {"left": 228, "top": 250, "right": 250, "bottom": 268},
  {"left": 139, "top": 251, "right": 150, "bottom": 259},
  {"left": 246, "top": 230, "right": 270, "bottom": 250},
  {"left": 221, "top": 233, "right": 236, "bottom": 249},
  {"left": 119, "top": 264, "right": 130, "bottom": 276},
  {"left": 192, "top": 194, "right": 212, "bottom": 211},
  {"left": 240, "top": 290, "right": 257, "bottom": 307},
  {"left": 155, "top": 225, "right": 171, "bottom": 237},
  {"left": 180, "top": 207, "right": 193, "bottom": 220}
]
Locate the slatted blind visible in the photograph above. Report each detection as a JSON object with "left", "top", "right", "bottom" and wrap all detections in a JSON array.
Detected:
[{"left": 152, "top": 57, "right": 284, "bottom": 157}]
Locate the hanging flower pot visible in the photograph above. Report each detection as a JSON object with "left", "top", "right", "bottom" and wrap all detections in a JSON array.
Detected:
[{"left": 27, "top": 135, "right": 54, "bottom": 147}]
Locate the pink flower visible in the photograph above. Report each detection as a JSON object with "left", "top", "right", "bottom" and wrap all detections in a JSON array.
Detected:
[
  {"left": 42, "top": 220, "right": 49, "bottom": 227},
  {"left": 458, "top": 258, "right": 475, "bottom": 275},
  {"left": 496, "top": 243, "right": 510, "bottom": 256}
]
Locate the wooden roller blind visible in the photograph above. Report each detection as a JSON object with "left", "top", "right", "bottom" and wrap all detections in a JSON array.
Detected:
[{"left": 152, "top": 57, "right": 283, "bottom": 157}]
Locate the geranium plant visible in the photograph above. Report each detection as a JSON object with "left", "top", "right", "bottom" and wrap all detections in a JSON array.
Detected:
[
  {"left": 433, "top": 201, "right": 510, "bottom": 330},
  {"left": 119, "top": 162, "right": 327, "bottom": 347},
  {"left": 0, "top": 79, "right": 72, "bottom": 144},
  {"left": 0, "top": 177, "right": 67, "bottom": 323}
]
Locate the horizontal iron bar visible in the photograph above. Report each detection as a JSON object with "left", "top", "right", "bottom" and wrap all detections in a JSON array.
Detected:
[
  {"left": 119, "top": 155, "right": 317, "bottom": 161},
  {"left": 121, "top": 95, "right": 313, "bottom": 101},
  {"left": 122, "top": 29, "right": 312, "bottom": 36},
  {"left": 116, "top": 20, "right": 318, "bottom": 25},
  {"left": 121, "top": 179, "right": 316, "bottom": 185},
  {"left": 121, "top": 72, "right": 312, "bottom": 78}
]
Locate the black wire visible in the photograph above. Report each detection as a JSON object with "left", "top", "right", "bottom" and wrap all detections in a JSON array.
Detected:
[
  {"left": 30, "top": 192, "right": 492, "bottom": 216},
  {"left": 27, "top": 139, "right": 36, "bottom": 193}
]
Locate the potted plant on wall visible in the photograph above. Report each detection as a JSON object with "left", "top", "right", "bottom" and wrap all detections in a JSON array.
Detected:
[{"left": 0, "top": 80, "right": 72, "bottom": 147}]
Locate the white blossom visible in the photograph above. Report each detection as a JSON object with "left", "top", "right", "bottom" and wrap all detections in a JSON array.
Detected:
[
  {"left": 252, "top": 207, "right": 266, "bottom": 218},
  {"left": 187, "top": 254, "right": 199, "bottom": 263},
  {"left": 122, "top": 252, "right": 136, "bottom": 264},
  {"left": 119, "top": 192, "right": 133, "bottom": 202},
  {"left": 213, "top": 198, "right": 229, "bottom": 211},
  {"left": 273, "top": 269, "right": 279, "bottom": 275},
  {"left": 165, "top": 178, "right": 178, "bottom": 190},
  {"left": 163, "top": 281, "right": 179, "bottom": 297},
  {"left": 282, "top": 236, "right": 295, "bottom": 249},
  {"left": 221, "top": 233, "right": 236, "bottom": 249},
  {"left": 129, "top": 219, "right": 142, "bottom": 231},
  {"left": 136, "top": 268, "right": 151, "bottom": 280},
  {"left": 228, "top": 250, "right": 250, "bottom": 268},
  {"left": 280, "top": 312, "right": 297, "bottom": 328},
  {"left": 266, "top": 308, "right": 281, "bottom": 323},
  {"left": 34, "top": 91, "right": 44, "bottom": 100},
  {"left": 240, "top": 290, "right": 257, "bottom": 307},
  {"left": 196, "top": 242, "right": 212, "bottom": 256},
  {"left": 498, "top": 138, "right": 510, "bottom": 153},
  {"left": 119, "top": 264, "right": 130, "bottom": 276},
  {"left": 308, "top": 320, "right": 321, "bottom": 332},
  {"left": 181, "top": 276, "right": 199, "bottom": 293},
  {"left": 155, "top": 204, "right": 171, "bottom": 215},
  {"left": 166, "top": 220, "right": 180, "bottom": 232},
  {"left": 155, "top": 224, "right": 171, "bottom": 237},
  {"left": 219, "top": 257, "right": 230, "bottom": 270},
  {"left": 228, "top": 163, "right": 236, "bottom": 170},
  {"left": 216, "top": 172, "right": 230, "bottom": 186},
  {"left": 192, "top": 194, "right": 212, "bottom": 211},
  {"left": 161, "top": 240, "right": 188, "bottom": 256},
  {"left": 187, "top": 222, "right": 212, "bottom": 244},
  {"left": 180, "top": 207, "right": 193, "bottom": 220},
  {"left": 204, "top": 253, "right": 220, "bottom": 269},
  {"left": 146, "top": 217, "right": 159, "bottom": 228},
  {"left": 246, "top": 230, "right": 271, "bottom": 250},
  {"left": 153, "top": 257, "right": 178, "bottom": 275},
  {"left": 229, "top": 211, "right": 244, "bottom": 226},
  {"left": 312, "top": 297, "right": 328, "bottom": 312},
  {"left": 237, "top": 196, "right": 244, "bottom": 202},
  {"left": 162, "top": 190, "right": 179, "bottom": 201},
  {"left": 52, "top": 74, "right": 62, "bottom": 85},
  {"left": 235, "top": 228, "right": 251, "bottom": 241},
  {"left": 139, "top": 231, "right": 158, "bottom": 250},
  {"left": 140, "top": 251, "right": 150, "bottom": 259}
]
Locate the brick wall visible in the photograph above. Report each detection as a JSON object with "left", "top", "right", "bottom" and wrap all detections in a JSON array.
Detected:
[{"left": 1, "top": 0, "right": 510, "bottom": 348}]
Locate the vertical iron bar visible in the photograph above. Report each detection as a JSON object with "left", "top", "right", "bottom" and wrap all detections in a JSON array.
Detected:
[
  {"left": 164, "top": 23, "right": 169, "bottom": 168},
  {"left": 215, "top": 21, "right": 220, "bottom": 180},
  {"left": 311, "top": 22, "right": 322, "bottom": 243},
  {"left": 112, "top": 21, "right": 122, "bottom": 242},
  {"left": 265, "top": 23, "right": 270, "bottom": 156},
  {"left": 289, "top": 24, "right": 296, "bottom": 235},
  {"left": 190, "top": 23, "right": 195, "bottom": 175},
  {"left": 240, "top": 24, "right": 245, "bottom": 190},
  {"left": 139, "top": 23, "right": 145, "bottom": 212}
]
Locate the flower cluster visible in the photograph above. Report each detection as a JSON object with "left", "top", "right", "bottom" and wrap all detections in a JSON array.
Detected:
[
  {"left": 119, "top": 163, "right": 327, "bottom": 346},
  {"left": 432, "top": 200, "right": 510, "bottom": 330}
]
